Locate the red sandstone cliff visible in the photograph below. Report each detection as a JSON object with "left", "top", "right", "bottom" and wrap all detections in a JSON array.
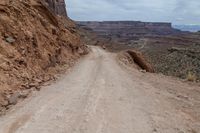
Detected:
[{"left": 44, "top": 0, "right": 67, "bottom": 16}]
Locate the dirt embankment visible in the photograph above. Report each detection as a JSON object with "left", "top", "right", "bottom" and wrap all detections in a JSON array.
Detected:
[
  {"left": 0, "top": 0, "right": 88, "bottom": 114},
  {"left": 117, "top": 50, "right": 154, "bottom": 73}
]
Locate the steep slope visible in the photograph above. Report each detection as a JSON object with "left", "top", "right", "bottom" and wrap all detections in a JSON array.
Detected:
[{"left": 0, "top": 0, "right": 88, "bottom": 114}]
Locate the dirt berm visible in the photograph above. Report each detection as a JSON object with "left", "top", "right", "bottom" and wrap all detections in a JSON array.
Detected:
[
  {"left": 118, "top": 50, "right": 154, "bottom": 73},
  {"left": 0, "top": 0, "right": 88, "bottom": 114}
]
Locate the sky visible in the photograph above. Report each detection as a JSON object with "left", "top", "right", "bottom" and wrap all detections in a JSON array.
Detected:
[{"left": 66, "top": 0, "right": 200, "bottom": 25}]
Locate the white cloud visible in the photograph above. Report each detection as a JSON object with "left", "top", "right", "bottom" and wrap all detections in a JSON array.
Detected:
[{"left": 66, "top": 0, "right": 200, "bottom": 24}]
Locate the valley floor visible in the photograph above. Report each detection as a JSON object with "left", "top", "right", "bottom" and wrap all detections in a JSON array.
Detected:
[{"left": 0, "top": 46, "right": 199, "bottom": 133}]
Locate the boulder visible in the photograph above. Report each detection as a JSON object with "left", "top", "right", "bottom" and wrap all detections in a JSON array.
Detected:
[
  {"left": 8, "top": 92, "right": 20, "bottom": 105},
  {"left": 5, "top": 36, "right": 15, "bottom": 43}
]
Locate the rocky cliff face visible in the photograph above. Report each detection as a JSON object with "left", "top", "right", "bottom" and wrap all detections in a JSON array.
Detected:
[
  {"left": 44, "top": 0, "right": 67, "bottom": 16},
  {"left": 0, "top": 0, "right": 87, "bottom": 114},
  {"left": 77, "top": 21, "right": 182, "bottom": 40}
]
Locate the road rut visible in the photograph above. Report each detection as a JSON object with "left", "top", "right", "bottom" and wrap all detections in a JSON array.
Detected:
[{"left": 0, "top": 46, "right": 200, "bottom": 133}]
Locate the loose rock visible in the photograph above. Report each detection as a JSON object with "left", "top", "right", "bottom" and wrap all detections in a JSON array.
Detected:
[{"left": 5, "top": 37, "right": 16, "bottom": 43}]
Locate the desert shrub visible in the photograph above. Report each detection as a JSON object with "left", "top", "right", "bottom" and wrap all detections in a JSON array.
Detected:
[{"left": 187, "top": 71, "right": 197, "bottom": 82}]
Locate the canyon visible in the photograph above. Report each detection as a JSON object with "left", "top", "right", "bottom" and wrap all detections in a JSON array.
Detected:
[
  {"left": 78, "top": 21, "right": 200, "bottom": 81},
  {"left": 77, "top": 21, "right": 183, "bottom": 41}
]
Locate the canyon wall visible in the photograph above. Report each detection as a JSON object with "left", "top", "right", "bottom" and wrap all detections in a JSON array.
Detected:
[
  {"left": 44, "top": 0, "right": 67, "bottom": 16},
  {"left": 77, "top": 21, "right": 181, "bottom": 40}
]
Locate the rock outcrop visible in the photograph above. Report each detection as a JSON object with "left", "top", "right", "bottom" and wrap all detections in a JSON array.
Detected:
[{"left": 44, "top": 0, "right": 67, "bottom": 16}]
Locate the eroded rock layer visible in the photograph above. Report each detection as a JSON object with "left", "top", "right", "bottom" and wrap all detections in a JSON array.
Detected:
[{"left": 77, "top": 21, "right": 182, "bottom": 40}]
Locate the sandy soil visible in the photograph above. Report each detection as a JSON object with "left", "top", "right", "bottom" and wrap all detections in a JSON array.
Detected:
[{"left": 0, "top": 46, "right": 199, "bottom": 133}]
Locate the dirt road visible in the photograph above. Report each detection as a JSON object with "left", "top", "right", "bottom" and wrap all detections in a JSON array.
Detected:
[{"left": 0, "top": 46, "right": 200, "bottom": 133}]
